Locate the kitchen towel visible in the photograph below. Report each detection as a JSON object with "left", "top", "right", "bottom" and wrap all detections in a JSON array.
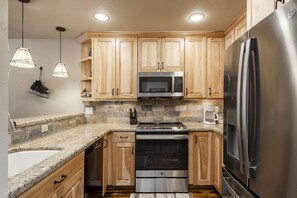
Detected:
[{"left": 130, "top": 193, "right": 191, "bottom": 198}]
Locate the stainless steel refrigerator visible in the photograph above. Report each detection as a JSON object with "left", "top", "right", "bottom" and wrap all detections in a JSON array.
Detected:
[{"left": 223, "top": 0, "right": 297, "bottom": 197}]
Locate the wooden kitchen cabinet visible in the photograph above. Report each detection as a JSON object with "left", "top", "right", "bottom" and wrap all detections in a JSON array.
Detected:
[
  {"left": 112, "top": 132, "right": 135, "bottom": 186},
  {"left": 184, "top": 37, "right": 207, "bottom": 98},
  {"left": 207, "top": 38, "right": 224, "bottom": 99},
  {"left": 138, "top": 38, "right": 184, "bottom": 72},
  {"left": 18, "top": 152, "right": 84, "bottom": 198},
  {"left": 224, "top": 31, "right": 235, "bottom": 50},
  {"left": 212, "top": 133, "right": 223, "bottom": 194},
  {"left": 193, "top": 132, "right": 213, "bottom": 185},
  {"left": 92, "top": 37, "right": 116, "bottom": 99},
  {"left": 247, "top": 0, "right": 289, "bottom": 30},
  {"left": 92, "top": 37, "right": 137, "bottom": 100}
]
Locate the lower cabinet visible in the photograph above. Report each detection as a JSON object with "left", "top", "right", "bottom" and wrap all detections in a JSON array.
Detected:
[
  {"left": 212, "top": 133, "right": 222, "bottom": 194},
  {"left": 112, "top": 132, "right": 135, "bottom": 186},
  {"left": 18, "top": 152, "right": 84, "bottom": 198},
  {"left": 189, "top": 132, "right": 223, "bottom": 194}
]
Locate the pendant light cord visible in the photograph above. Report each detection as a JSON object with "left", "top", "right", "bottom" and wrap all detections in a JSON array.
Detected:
[
  {"left": 22, "top": 2, "right": 24, "bottom": 47},
  {"left": 60, "top": 31, "right": 62, "bottom": 62}
]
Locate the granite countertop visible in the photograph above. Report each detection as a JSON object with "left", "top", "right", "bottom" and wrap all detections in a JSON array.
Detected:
[{"left": 8, "top": 122, "right": 223, "bottom": 198}]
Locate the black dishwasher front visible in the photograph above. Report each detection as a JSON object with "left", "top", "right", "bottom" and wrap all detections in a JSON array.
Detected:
[{"left": 85, "top": 138, "right": 103, "bottom": 197}]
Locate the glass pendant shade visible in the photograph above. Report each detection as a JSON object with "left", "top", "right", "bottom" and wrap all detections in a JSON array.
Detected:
[
  {"left": 52, "top": 62, "right": 69, "bottom": 77},
  {"left": 10, "top": 47, "right": 35, "bottom": 68}
]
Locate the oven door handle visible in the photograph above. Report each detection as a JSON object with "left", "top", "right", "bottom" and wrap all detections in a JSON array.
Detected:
[{"left": 136, "top": 134, "right": 188, "bottom": 140}]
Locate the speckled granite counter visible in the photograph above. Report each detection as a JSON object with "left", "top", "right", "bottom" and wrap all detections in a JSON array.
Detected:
[
  {"left": 8, "top": 122, "right": 222, "bottom": 198},
  {"left": 8, "top": 123, "right": 136, "bottom": 198}
]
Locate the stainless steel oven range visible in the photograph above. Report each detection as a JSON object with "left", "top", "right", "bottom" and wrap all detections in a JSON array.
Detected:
[{"left": 135, "top": 122, "right": 189, "bottom": 193}]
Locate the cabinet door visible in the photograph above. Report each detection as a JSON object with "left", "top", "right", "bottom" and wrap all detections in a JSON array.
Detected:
[
  {"left": 207, "top": 38, "right": 224, "bottom": 99},
  {"left": 225, "top": 30, "right": 234, "bottom": 49},
  {"left": 116, "top": 38, "right": 137, "bottom": 99},
  {"left": 92, "top": 38, "right": 116, "bottom": 99},
  {"left": 235, "top": 19, "right": 247, "bottom": 40},
  {"left": 247, "top": 0, "right": 274, "bottom": 29},
  {"left": 185, "top": 37, "right": 207, "bottom": 99},
  {"left": 193, "top": 132, "right": 213, "bottom": 185},
  {"left": 112, "top": 142, "right": 135, "bottom": 186},
  {"left": 62, "top": 169, "right": 84, "bottom": 198},
  {"left": 138, "top": 38, "right": 161, "bottom": 72},
  {"left": 212, "top": 133, "right": 222, "bottom": 194},
  {"left": 161, "top": 38, "right": 184, "bottom": 72},
  {"left": 102, "top": 135, "right": 108, "bottom": 197}
]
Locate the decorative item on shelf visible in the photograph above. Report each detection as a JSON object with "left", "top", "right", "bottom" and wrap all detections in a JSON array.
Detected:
[
  {"left": 29, "top": 67, "right": 51, "bottom": 98},
  {"left": 10, "top": 0, "right": 35, "bottom": 68},
  {"left": 81, "top": 89, "right": 92, "bottom": 98},
  {"left": 129, "top": 108, "right": 138, "bottom": 125},
  {"left": 53, "top": 26, "right": 69, "bottom": 77}
]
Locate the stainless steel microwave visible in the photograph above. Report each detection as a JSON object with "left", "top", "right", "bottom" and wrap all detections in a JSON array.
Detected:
[{"left": 137, "top": 72, "right": 184, "bottom": 98}]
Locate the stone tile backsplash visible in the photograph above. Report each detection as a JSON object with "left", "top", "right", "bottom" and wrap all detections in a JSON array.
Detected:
[
  {"left": 9, "top": 114, "right": 85, "bottom": 146},
  {"left": 85, "top": 99, "right": 223, "bottom": 124}
]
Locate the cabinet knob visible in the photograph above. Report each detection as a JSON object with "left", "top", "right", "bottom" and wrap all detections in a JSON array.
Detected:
[
  {"left": 112, "top": 88, "right": 115, "bottom": 96},
  {"left": 209, "top": 88, "right": 211, "bottom": 96},
  {"left": 117, "top": 88, "right": 119, "bottom": 95},
  {"left": 161, "top": 62, "right": 164, "bottom": 69},
  {"left": 132, "top": 146, "right": 134, "bottom": 155},
  {"left": 194, "top": 135, "right": 197, "bottom": 144},
  {"left": 186, "top": 88, "right": 188, "bottom": 95},
  {"left": 157, "top": 62, "right": 160, "bottom": 70}
]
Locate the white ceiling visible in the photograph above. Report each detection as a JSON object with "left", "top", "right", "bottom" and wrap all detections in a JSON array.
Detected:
[{"left": 9, "top": 0, "right": 246, "bottom": 39}]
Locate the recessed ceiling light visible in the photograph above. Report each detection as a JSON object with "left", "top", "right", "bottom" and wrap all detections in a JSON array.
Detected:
[
  {"left": 94, "top": 13, "right": 110, "bottom": 21},
  {"left": 189, "top": 13, "right": 205, "bottom": 22}
]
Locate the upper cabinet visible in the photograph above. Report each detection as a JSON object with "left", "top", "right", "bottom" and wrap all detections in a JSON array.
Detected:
[
  {"left": 247, "top": 0, "right": 289, "bottom": 29},
  {"left": 92, "top": 37, "right": 137, "bottom": 100},
  {"left": 185, "top": 37, "right": 207, "bottom": 99},
  {"left": 207, "top": 38, "right": 224, "bottom": 99},
  {"left": 224, "top": 11, "right": 247, "bottom": 49},
  {"left": 138, "top": 38, "right": 184, "bottom": 72}
]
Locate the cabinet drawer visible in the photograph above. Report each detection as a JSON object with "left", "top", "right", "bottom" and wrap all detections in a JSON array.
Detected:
[
  {"left": 112, "top": 132, "right": 135, "bottom": 143},
  {"left": 19, "top": 152, "right": 84, "bottom": 198}
]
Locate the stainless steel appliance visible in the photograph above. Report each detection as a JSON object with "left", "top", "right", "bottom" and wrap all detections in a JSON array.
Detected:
[
  {"left": 224, "top": 1, "right": 297, "bottom": 197},
  {"left": 135, "top": 122, "right": 189, "bottom": 192},
  {"left": 137, "top": 72, "right": 184, "bottom": 98},
  {"left": 85, "top": 139, "right": 103, "bottom": 197}
]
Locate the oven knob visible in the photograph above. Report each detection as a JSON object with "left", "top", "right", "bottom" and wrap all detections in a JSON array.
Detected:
[{"left": 160, "top": 172, "right": 164, "bottom": 175}]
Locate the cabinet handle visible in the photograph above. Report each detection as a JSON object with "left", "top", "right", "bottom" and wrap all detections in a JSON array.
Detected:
[
  {"left": 194, "top": 135, "right": 197, "bottom": 144},
  {"left": 54, "top": 174, "right": 67, "bottom": 185},
  {"left": 103, "top": 139, "right": 108, "bottom": 148},
  {"left": 116, "top": 88, "right": 119, "bottom": 95},
  {"left": 209, "top": 88, "right": 211, "bottom": 96},
  {"left": 186, "top": 88, "right": 188, "bottom": 95},
  {"left": 161, "top": 62, "right": 164, "bottom": 69},
  {"left": 112, "top": 88, "right": 115, "bottom": 96},
  {"left": 157, "top": 62, "right": 160, "bottom": 70},
  {"left": 120, "top": 136, "right": 128, "bottom": 139},
  {"left": 132, "top": 146, "right": 134, "bottom": 155}
]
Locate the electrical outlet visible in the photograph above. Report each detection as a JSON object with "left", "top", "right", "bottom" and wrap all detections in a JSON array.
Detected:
[
  {"left": 41, "top": 124, "right": 48, "bottom": 133},
  {"left": 85, "top": 107, "right": 94, "bottom": 115}
]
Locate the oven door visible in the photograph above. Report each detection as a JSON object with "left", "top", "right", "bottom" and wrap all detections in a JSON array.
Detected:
[{"left": 136, "top": 134, "right": 188, "bottom": 171}]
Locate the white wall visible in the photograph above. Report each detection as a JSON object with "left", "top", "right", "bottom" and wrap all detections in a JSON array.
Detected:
[
  {"left": 0, "top": 0, "right": 8, "bottom": 197},
  {"left": 9, "top": 39, "right": 84, "bottom": 119}
]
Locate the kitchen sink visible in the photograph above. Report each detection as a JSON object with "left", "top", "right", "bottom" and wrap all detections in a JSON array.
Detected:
[{"left": 8, "top": 150, "right": 60, "bottom": 177}]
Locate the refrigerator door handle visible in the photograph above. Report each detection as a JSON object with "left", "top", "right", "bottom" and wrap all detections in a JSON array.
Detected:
[
  {"left": 242, "top": 38, "right": 251, "bottom": 179},
  {"left": 236, "top": 42, "right": 246, "bottom": 174}
]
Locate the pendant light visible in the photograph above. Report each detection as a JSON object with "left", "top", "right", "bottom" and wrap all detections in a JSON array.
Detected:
[
  {"left": 10, "top": 0, "right": 35, "bottom": 68},
  {"left": 53, "top": 27, "right": 69, "bottom": 77}
]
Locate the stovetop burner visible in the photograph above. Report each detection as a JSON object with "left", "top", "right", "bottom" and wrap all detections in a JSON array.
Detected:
[{"left": 136, "top": 122, "right": 188, "bottom": 133}]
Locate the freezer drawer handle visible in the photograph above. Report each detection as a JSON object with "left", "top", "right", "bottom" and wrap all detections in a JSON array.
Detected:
[{"left": 222, "top": 176, "right": 240, "bottom": 198}]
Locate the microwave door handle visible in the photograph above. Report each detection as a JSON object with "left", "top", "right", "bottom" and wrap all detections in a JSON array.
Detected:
[
  {"left": 172, "top": 76, "right": 175, "bottom": 93},
  {"left": 237, "top": 42, "right": 246, "bottom": 175}
]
